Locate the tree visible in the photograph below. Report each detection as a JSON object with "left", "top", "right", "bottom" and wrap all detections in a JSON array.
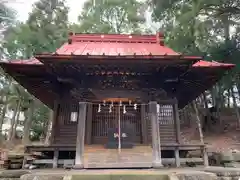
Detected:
[
  {"left": 44, "top": 109, "right": 53, "bottom": 145},
  {"left": 0, "top": 0, "right": 15, "bottom": 58},
  {"left": 27, "top": 0, "right": 69, "bottom": 54},
  {"left": 3, "top": 23, "right": 34, "bottom": 59},
  {"left": 192, "top": 101, "right": 204, "bottom": 143},
  {"left": 0, "top": 77, "right": 12, "bottom": 143},
  {"left": 2, "top": 0, "right": 70, "bottom": 143},
  {"left": 148, "top": 0, "right": 240, "bottom": 133},
  {"left": 22, "top": 100, "right": 34, "bottom": 145},
  {"left": 0, "top": 0, "right": 15, "bottom": 28},
  {"left": 4, "top": 0, "right": 69, "bottom": 58},
  {"left": 149, "top": 0, "right": 240, "bottom": 54},
  {"left": 77, "top": 0, "right": 146, "bottom": 34},
  {"left": 30, "top": 104, "right": 49, "bottom": 141}
]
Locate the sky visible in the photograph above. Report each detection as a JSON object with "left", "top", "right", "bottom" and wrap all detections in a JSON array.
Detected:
[{"left": 7, "top": 0, "right": 87, "bottom": 23}]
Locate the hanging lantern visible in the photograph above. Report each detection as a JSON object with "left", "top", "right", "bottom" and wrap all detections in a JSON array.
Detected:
[
  {"left": 111, "top": 101, "right": 114, "bottom": 106},
  {"left": 119, "top": 101, "right": 122, "bottom": 107},
  {"left": 123, "top": 105, "right": 126, "bottom": 114},
  {"left": 129, "top": 100, "right": 132, "bottom": 105},
  {"left": 109, "top": 104, "right": 112, "bottom": 113},
  {"left": 134, "top": 103, "right": 137, "bottom": 110},
  {"left": 103, "top": 100, "right": 106, "bottom": 106},
  {"left": 98, "top": 104, "right": 101, "bottom": 113}
]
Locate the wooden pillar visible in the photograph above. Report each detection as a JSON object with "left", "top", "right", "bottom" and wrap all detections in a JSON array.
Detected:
[
  {"left": 149, "top": 101, "right": 162, "bottom": 168},
  {"left": 50, "top": 100, "right": 59, "bottom": 144},
  {"left": 174, "top": 147, "right": 180, "bottom": 167},
  {"left": 202, "top": 146, "right": 209, "bottom": 167},
  {"left": 53, "top": 149, "right": 59, "bottom": 168},
  {"left": 141, "top": 104, "right": 148, "bottom": 144},
  {"left": 74, "top": 102, "right": 87, "bottom": 169},
  {"left": 173, "top": 101, "right": 181, "bottom": 167},
  {"left": 86, "top": 103, "right": 93, "bottom": 145}
]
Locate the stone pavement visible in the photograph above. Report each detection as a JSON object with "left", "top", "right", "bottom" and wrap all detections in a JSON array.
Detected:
[{"left": 2, "top": 167, "right": 240, "bottom": 180}]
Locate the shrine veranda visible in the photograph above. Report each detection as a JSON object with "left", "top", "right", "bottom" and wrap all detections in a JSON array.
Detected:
[{"left": 0, "top": 33, "right": 235, "bottom": 169}]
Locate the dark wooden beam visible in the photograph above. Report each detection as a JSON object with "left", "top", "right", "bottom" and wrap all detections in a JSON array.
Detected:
[
  {"left": 52, "top": 74, "right": 179, "bottom": 90},
  {"left": 39, "top": 57, "right": 193, "bottom": 77}
]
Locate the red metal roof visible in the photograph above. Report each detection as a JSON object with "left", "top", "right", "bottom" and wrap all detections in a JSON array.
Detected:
[
  {"left": 56, "top": 33, "right": 178, "bottom": 56},
  {"left": 0, "top": 33, "right": 235, "bottom": 68},
  {"left": 56, "top": 41, "right": 180, "bottom": 56},
  {"left": 32, "top": 33, "right": 204, "bottom": 63},
  {"left": 68, "top": 32, "right": 164, "bottom": 43}
]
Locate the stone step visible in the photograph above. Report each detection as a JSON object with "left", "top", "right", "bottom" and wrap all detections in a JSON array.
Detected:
[{"left": 83, "top": 145, "right": 152, "bottom": 166}]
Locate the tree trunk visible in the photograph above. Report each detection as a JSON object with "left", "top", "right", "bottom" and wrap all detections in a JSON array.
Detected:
[
  {"left": 227, "top": 89, "right": 231, "bottom": 108},
  {"left": 236, "top": 82, "right": 240, "bottom": 104},
  {"left": 202, "top": 92, "right": 213, "bottom": 131},
  {"left": 211, "top": 87, "right": 216, "bottom": 107},
  {"left": 231, "top": 86, "right": 240, "bottom": 128},
  {"left": 216, "top": 85, "right": 222, "bottom": 125},
  {"left": 0, "top": 96, "right": 8, "bottom": 143},
  {"left": 202, "top": 92, "right": 208, "bottom": 109},
  {"left": 44, "top": 109, "right": 53, "bottom": 145},
  {"left": 0, "top": 80, "right": 12, "bottom": 143},
  {"left": 8, "top": 99, "right": 21, "bottom": 142},
  {"left": 22, "top": 100, "right": 34, "bottom": 145},
  {"left": 223, "top": 15, "right": 230, "bottom": 43},
  {"left": 11, "top": 109, "right": 21, "bottom": 141},
  {"left": 192, "top": 101, "right": 204, "bottom": 143},
  {"left": 217, "top": 85, "right": 224, "bottom": 108}
]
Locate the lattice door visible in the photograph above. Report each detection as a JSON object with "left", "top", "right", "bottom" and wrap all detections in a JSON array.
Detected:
[
  {"left": 121, "top": 105, "right": 141, "bottom": 143},
  {"left": 92, "top": 104, "right": 142, "bottom": 144},
  {"left": 92, "top": 105, "right": 116, "bottom": 144}
]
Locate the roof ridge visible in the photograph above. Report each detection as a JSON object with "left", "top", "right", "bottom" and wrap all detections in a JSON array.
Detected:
[{"left": 68, "top": 32, "right": 164, "bottom": 45}]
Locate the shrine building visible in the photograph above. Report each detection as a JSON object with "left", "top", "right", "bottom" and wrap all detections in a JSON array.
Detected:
[{"left": 0, "top": 32, "right": 234, "bottom": 169}]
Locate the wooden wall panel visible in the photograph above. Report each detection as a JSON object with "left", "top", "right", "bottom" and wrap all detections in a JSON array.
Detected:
[
  {"left": 147, "top": 103, "right": 177, "bottom": 144},
  {"left": 52, "top": 100, "right": 179, "bottom": 146},
  {"left": 53, "top": 101, "right": 80, "bottom": 145},
  {"left": 50, "top": 100, "right": 59, "bottom": 144}
]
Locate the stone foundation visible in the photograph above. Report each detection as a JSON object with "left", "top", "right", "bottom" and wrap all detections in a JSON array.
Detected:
[{"left": 0, "top": 168, "right": 239, "bottom": 180}]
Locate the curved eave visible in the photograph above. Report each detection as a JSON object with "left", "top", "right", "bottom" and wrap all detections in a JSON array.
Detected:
[
  {"left": 0, "top": 62, "right": 57, "bottom": 108},
  {"left": 193, "top": 60, "right": 235, "bottom": 68},
  {"left": 177, "top": 65, "right": 234, "bottom": 108},
  {"left": 0, "top": 59, "right": 235, "bottom": 109},
  {"left": 35, "top": 54, "right": 201, "bottom": 66}
]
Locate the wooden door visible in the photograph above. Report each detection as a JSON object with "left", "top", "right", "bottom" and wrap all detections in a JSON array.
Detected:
[{"left": 91, "top": 104, "right": 142, "bottom": 144}]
